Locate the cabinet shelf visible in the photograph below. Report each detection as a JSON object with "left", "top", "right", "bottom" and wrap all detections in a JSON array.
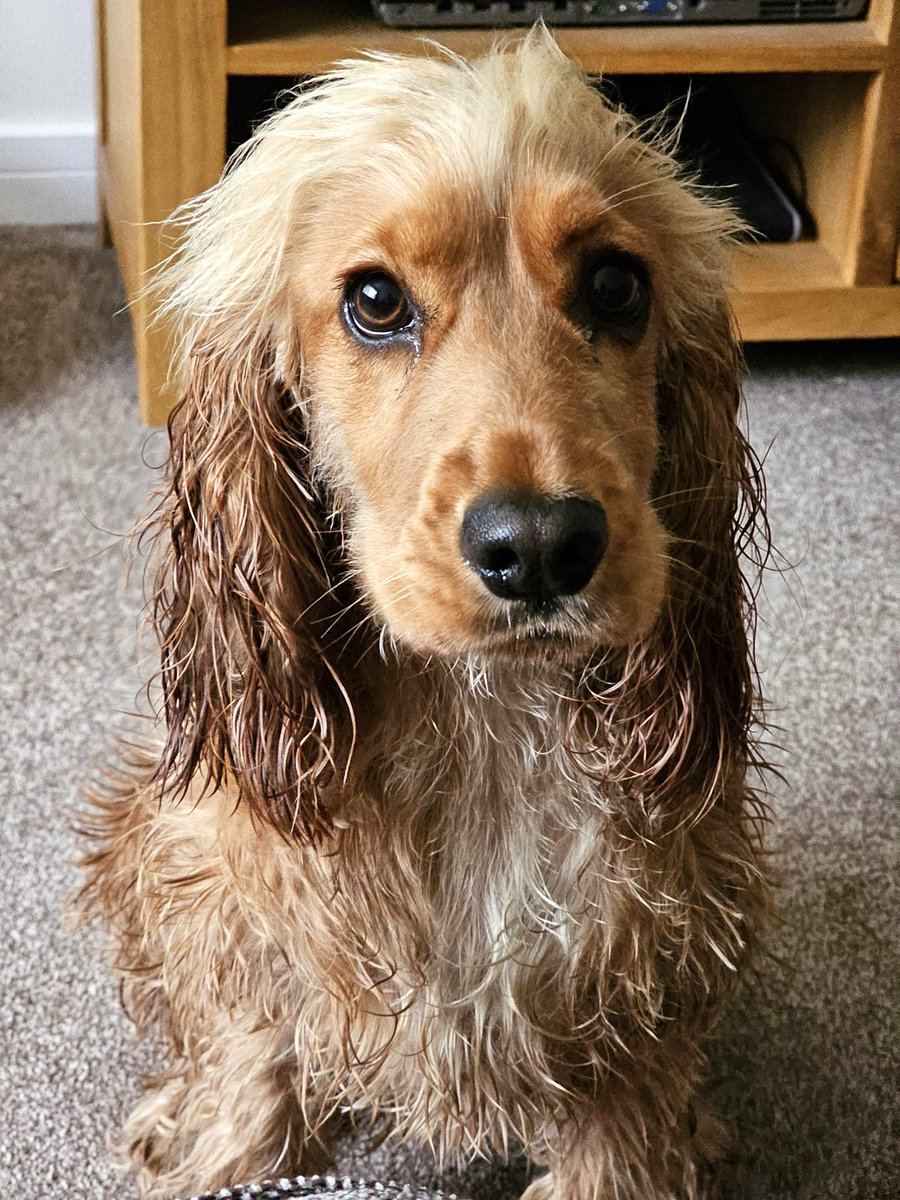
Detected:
[
  {"left": 730, "top": 241, "right": 899, "bottom": 340},
  {"left": 734, "top": 240, "right": 843, "bottom": 293},
  {"left": 228, "top": 2, "right": 890, "bottom": 76}
]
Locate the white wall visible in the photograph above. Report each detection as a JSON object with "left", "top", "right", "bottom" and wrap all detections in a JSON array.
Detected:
[{"left": 0, "top": 0, "right": 97, "bottom": 223}]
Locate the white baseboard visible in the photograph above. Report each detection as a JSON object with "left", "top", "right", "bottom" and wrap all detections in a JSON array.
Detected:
[{"left": 0, "top": 123, "right": 97, "bottom": 224}]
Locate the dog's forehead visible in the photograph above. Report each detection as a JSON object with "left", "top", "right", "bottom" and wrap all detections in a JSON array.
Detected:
[
  {"left": 289, "top": 69, "right": 664, "bottom": 309},
  {"left": 356, "top": 169, "right": 503, "bottom": 276},
  {"left": 305, "top": 155, "right": 652, "bottom": 295}
]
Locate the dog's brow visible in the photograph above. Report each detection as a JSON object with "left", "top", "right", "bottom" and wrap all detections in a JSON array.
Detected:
[
  {"left": 554, "top": 207, "right": 613, "bottom": 247},
  {"left": 514, "top": 185, "right": 600, "bottom": 254}
]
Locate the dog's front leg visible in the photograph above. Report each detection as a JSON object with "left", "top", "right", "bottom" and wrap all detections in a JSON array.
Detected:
[
  {"left": 124, "top": 1008, "right": 313, "bottom": 1199},
  {"left": 521, "top": 1091, "right": 722, "bottom": 1200}
]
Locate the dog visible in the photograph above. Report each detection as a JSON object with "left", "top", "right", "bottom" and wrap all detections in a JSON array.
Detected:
[{"left": 79, "top": 30, "right": 771, "bottom": 1200}]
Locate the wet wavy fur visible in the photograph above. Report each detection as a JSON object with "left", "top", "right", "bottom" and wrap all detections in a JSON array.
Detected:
[{"left": 78, "top": 31, "right": 773, "bottom": 1200}]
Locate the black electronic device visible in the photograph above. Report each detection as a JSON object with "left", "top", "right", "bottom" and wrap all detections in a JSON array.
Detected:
[
  {"left": 372, "top": 1, "right": 867, "bottom": 27},
  {"left": 611, "top": 77, "right": 807, "bottom": 242}
]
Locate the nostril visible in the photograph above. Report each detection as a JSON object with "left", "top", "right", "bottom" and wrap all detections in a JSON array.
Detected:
[
  {"left": 483, "top": 545, "right": 519, "bottom": 575},
  {"left": 548, "top": 518, "right": 608, "bottom": 596},
  {"left": 551, "top": 536, "right": 590, "bottom": 579},
  {"left": 460, "top": 497, "right": 536, "bottom": 601}
]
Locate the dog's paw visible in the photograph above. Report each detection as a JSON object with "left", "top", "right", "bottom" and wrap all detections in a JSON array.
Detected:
[
  {"left": 521, "top": 1173, "right": 556, "bottom": 1200},
  {"left": 120, "top": 1077, "right": 191, "bottom": 1196}
]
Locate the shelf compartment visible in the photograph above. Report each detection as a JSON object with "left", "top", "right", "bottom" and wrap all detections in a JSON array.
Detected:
[
  {"left": 731, "top": 242, "right": 900, "bottom": 339},
  {"left": 732, "top": 240, "right": 844, "bottom": 293},
  {"left": 727, "top": 72, "right": 872, "bottom": 279},
  {"left": 227, "top": 2, "right": 889, "bottom": 77}
]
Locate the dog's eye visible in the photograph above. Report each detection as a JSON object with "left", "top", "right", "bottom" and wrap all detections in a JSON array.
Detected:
[
  {"left": 345, "top": 272, "right": 414, "bottom": 339},
  {"left": 579, "top": 255, "right": 650, "bottom": 342},
  {"left": 590, "top": 264, "right": 641, "bottom": 315}
]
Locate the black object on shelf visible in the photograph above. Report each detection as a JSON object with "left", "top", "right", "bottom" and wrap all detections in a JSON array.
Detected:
[
  {"left": 611, "top": 77, "right": 807, "bottom": 242},
  {"left": 371, "top": 1, "right": 868, "bottom": 29}
]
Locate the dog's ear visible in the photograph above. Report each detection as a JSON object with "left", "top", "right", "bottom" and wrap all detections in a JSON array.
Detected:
[
  {"left": 575, "top": 292, "right": 769, "bottom": 827},
  {"left": 146, "top": 119, "right": 358, "bottom": 840},
  {"left": 652, "top": 297, "right": 767, "bottom": 800},
  {"left": 149, "top": 325, "right": 356, "bottom": 841}
]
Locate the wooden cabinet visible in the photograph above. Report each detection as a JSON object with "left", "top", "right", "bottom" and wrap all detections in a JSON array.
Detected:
[{"left": 96, "top": 0, "right": 900, "bottom": 423}]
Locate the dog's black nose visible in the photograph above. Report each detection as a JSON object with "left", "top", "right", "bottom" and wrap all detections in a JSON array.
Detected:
[{"left": 460, "top": 491, "right": 608, "bottom": 605}]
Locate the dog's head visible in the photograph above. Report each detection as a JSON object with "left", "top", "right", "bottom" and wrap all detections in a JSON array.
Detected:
[{"left": 153, "top": 33, "right": 766, "bottom": 833}]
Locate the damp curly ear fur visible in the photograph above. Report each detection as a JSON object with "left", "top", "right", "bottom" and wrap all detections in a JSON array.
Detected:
[{"left": 78, "top": 28, "right": 772, "bottom": 1200}]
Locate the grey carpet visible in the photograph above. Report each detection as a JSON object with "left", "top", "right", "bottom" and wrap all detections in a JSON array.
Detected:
[{"left": 0, "top": 225, "right": 897, "bottom": 1200}]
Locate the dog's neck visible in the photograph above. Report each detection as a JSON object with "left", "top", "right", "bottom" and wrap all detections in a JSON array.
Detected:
[
  {"left": 333, "top": 649, "right": 632, "bottom": 1017},
  {"left": 369, "top": 650, "right": 579, "bottom": 757},
  {"left": 354, "top": 648, "right": 609, "bottom": 828}
]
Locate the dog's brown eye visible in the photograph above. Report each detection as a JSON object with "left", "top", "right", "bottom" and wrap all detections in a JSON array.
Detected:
[
  {"left": 345, "top": 272, "right": 414, "bottom": 339},
  {"left": 591, "top": 264, "right": 640, "bottom": 314},
  {"left": 580, "top": 254, "right": 650, "bottom": 342}
]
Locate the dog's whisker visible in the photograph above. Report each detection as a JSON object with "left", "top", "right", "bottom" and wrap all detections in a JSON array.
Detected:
[{"left": 600, "top": 178, "right": 671, "bottom": 212}]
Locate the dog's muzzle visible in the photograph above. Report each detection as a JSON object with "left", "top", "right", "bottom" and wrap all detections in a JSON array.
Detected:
[{"left": 460, "top": 490, "right": 608, "bottom": 608}]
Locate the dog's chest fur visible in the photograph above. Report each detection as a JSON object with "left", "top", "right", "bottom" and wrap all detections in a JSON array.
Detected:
[
  {"left": 293, "top": 660, "right": 692, "bottom": 1143},
  {"left": 182, "top": 659, "right": 745, "bottom": 1151},
  {"left": 372, "top": 663, "right": 611, "bottom": 982}
]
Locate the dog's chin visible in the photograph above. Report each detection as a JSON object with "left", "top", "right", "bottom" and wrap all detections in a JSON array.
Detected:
[
  {"left": 473, "top": 628, "right": 594, "bottom": 667},
  {"left": 473, "top": 607, "right": 598, "bottom": 664},
  {"left": 382, "top": 608, "right": 627, "bottom": 669},
  {"left": 366, "top": 571, "right": 665, "bottom": 667}
]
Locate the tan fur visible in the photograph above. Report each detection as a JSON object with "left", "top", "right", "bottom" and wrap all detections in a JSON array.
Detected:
[{"left": 77, "top": 31, "right": 772, "bottom": 1200}]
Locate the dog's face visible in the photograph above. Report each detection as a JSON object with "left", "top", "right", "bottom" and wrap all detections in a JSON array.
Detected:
[
  {"left": 286, "top": 91, "right": 680, "bottom": 661},
  {"left": 157, "top": 35, "right": 755, "bottom": 827}
]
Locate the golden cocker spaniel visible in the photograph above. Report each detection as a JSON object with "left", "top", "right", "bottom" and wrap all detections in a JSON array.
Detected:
[{"left": 80, "top": 30, "right": 771, "bottom": 1200}]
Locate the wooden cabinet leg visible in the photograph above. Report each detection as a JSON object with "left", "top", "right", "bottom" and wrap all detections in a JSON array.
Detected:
[
  {"left": 100, "top": 0, "right": 228, "bottom": 423},
  {"left": 131, "top": 292, "right": 177, "bottom": 428}
]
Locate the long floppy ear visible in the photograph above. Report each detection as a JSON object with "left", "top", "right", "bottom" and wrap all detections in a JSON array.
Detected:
[
  {"left": 649, "top": 295, "right": 768, "bottom": 810},
  {"left": 146, "top": 101, "right": 361, "bottom": 841},
  {"left": 574, "top": 284, "right": 769, "bottom": 828},
  {"left": 149, "top": 337, "right": 356, "bottom": 841}
]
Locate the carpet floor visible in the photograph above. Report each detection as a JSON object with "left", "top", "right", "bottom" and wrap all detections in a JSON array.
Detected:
[{"left": 0, "top": 225, "right": 897, "bottom": 1200}]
